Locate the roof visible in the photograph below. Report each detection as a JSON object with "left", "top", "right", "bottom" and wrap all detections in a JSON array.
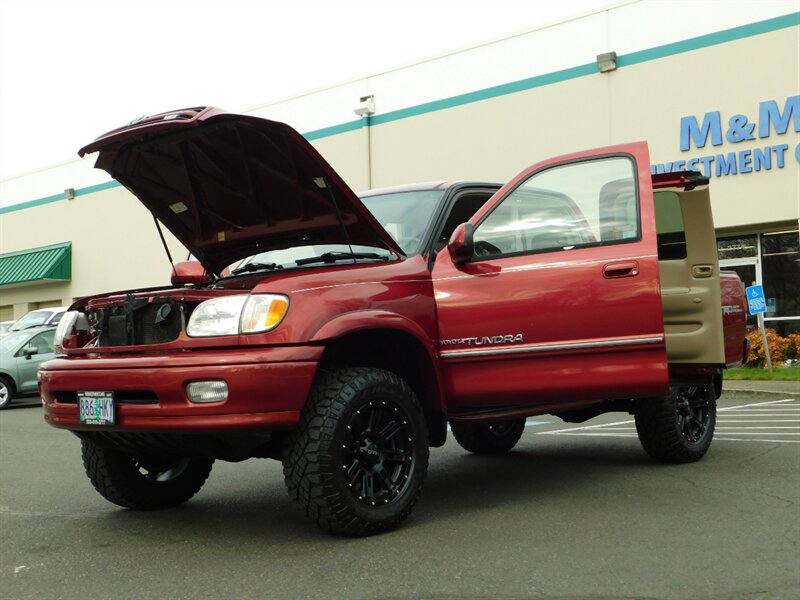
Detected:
[{"left": 0, "top": 242, "right": 72, "bottom": 287}]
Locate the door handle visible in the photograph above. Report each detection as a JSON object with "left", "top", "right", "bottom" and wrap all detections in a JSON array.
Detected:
[
  {"left": 603, "top": 261, "right": 639, "bottom": 278},
  {"left": 692, "top": 264, "right": 714, "bottom": 278}
]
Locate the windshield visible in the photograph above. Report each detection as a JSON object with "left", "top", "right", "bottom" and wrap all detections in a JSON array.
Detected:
[
  {"left": 361, "top": 190, "right": 443, "bottom": 254},
  {"left": 11, "top": 310, "right": 52, "bottom": 331},
  {"left": 229, "top": 189, "right": 444, "bottom": 275},
  {"left": 237, "top": 244, "right": 391, "bottom": 272}
]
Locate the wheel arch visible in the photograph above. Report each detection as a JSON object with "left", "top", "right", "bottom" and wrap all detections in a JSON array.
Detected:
[
  {"left": 0, "top": 370, "right": 16, "bottom": 389},
  {"left": 312, "top": 313, "right": 446, "bottom": 447}
]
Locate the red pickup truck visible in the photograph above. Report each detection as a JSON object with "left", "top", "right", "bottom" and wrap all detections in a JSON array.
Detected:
[{"left": 41, "top": 107, "right": 747, "bottom": 536}]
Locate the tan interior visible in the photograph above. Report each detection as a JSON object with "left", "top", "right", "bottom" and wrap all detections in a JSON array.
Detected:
[{"left": 656, "top": 188, "right": 725, "bottom": 365}]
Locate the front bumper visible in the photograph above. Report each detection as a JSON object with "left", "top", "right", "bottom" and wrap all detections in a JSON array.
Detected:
[{"left": 40, "top": 346, "right": 322, "bottom": 432}]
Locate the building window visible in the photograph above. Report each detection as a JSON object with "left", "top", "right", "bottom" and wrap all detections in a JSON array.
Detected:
[
  {"left": 762, "top": 230, "right": 800, "bottom": 334},
  {"left": 717, "top": 235, "right": 757, "bottom": 259}
]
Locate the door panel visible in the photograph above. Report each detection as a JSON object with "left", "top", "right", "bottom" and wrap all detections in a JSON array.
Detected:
[
  {"left": 654, "top": 187, "right": 725, "bottom": 365},
  {"left": 433, "top": 142, "right": 668, "bottom": 411}
]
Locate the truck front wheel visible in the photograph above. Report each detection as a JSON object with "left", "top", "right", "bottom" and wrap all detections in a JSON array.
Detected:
[
  {"left": 282, "top": 368, "right": 429, "bottom": 536},
  {"left": 634, "top": 386, "right": 716, "bottom": 463},
  {"left": 81, "top": 440, "right": 214, "bottom": 509},
  {"left": 450, "top": 419, "right": 526, "bottom": 454}
]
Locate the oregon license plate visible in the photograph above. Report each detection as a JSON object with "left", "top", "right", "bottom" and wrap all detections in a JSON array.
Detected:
[{"left": 78, "top": 391, "right": 115, "bottom": 425}]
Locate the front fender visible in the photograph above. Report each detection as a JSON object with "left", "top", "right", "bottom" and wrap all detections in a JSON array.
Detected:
[
  {"left": 311, "top": 309, "right": 433, "bottom": 346},
  {"left": 311, "top": 310, "right": 447, "bottom": 418}
]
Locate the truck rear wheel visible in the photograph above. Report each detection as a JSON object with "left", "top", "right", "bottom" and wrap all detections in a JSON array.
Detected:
[
  {"left": 282, "top": 368, "right": 429, "bottom": 537},
  {"left": 634, "top": 386, "right": 716, "bottom": 463},
  {"left": 81, "top": 440, "right": 214, "bottom": 509},
  {"left": 450, "top": 419, "right": 526, "bottom": 454}
]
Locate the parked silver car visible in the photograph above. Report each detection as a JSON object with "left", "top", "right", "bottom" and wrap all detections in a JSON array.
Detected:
[
  {"left": 5, "top": 307, "right": 68, "bottom": 334},
  {"left": 0, "top": 326, "right": 56, "bottom": 409},
  {"left": 0, "top": 320, "right": 14, "bottom": 336}
]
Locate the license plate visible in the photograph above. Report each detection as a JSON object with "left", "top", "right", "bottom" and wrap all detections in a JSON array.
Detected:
[{"left": 78, "top": 391, "right": 115, "bottom": 426}]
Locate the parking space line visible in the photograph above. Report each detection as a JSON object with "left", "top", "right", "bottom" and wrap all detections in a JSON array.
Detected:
[
  {"left": 715, "top": 438, "right": 800, "bottom": 443},
  {"left": 447, "top": 420, "right": 550, "bottom": 432},
  {"left": 720, "top": 420, "right": 800, "bottom": 422},
  {"left": 536, "top": 398, "right": 800, "bottom": 443}
]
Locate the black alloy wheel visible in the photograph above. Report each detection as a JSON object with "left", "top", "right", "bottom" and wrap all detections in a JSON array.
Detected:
[
  {"left": 343, "top": 400, "right": 415, "bottom": 507},
  {"left": 635, "top": 385, "right": 716, "bottom": 464},
  {"left": 676, "top": 386, "right": 712, "bottom": 444},
  {"left": 283, "top": 368, "right": 429, "bottom": 536}
]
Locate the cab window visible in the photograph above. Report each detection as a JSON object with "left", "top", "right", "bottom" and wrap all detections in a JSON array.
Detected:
[{"left": 473, "top": 157, "right": 639, "bottom": 258}]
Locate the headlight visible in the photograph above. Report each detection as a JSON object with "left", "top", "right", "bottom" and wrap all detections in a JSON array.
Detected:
[
  {"left": 54, "top": 311, "right": 89, "bottom": 350},
  {"left": 186, "top": 294, "right": 289, "bottom": 337}
]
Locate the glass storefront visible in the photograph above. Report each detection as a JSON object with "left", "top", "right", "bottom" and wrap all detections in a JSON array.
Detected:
[{"left": 717, "top": 228, "right": 800, "bottom": 336}]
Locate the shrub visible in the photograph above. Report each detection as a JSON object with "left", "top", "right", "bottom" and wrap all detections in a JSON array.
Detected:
[
  {"left": 786, "top": 333, "right": 800, "bottom": 361},
  {"left": 747, "top": 328, "right": 791, "bottom": 367}
]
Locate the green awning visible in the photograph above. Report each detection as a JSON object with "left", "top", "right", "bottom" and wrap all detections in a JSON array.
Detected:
[{"left": 0, "top": 242, "right": 72, "bottom": 287}]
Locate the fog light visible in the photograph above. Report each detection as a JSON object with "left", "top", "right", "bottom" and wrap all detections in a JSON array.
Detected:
[{"left": 186, "top": 380, "right": 228, "bottom": 403}]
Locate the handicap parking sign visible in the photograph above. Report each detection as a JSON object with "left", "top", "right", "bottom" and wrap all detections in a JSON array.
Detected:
[{"left": 745, "top": 285, "right": 767, "bottom": 315}]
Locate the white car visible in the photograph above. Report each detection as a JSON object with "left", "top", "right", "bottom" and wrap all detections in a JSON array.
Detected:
[
  {"left": 5, "top": 307, "right": 68, "bottom": 335},
  {"left": 0, "top": 320, "right": 14, "bottom": 336}
]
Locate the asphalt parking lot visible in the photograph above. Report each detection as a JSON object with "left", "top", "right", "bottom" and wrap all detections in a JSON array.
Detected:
[{"left": 1, "top": 393, "right": 798, "bottom": 600}]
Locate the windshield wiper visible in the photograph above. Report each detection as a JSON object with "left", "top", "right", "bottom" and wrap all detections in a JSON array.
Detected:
[
  {"left": 231, "top": 262, "right": 284, "bottom": 275},
  {"left": 295, "top": 251, "right": 390, "bottom": 266}
]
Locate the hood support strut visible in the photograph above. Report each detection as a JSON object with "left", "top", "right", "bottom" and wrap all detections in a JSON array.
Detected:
[
  {"left": 153, "top": 215, "right": 178, "bottom": 280},
  {"left": 316, "top": 176, "right": 356, "bottom": 264}
]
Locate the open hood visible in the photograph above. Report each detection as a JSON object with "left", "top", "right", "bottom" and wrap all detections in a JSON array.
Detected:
[{"left": 79, "top": 106, "right": 402, "bottom": 274}]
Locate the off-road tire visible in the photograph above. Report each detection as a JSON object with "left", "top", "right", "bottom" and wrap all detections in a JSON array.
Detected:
[
  {"left": 450, "top": 419, "right": 526, "bottom": 454},
  {"left": 81, "top": 440, "right": 214, "bottom": 509},
  {"left": 0, "top": 376, "right": 15, "bottom": 409},
  {"left": 282, "top": 368, "right": 429, "bottom": 537},
  {"left": 634, "top": 386, "right": 716, "bottom": 464}
]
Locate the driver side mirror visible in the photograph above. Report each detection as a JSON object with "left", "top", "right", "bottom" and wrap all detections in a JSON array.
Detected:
[
  {"left": 22, "top": 347, "right": 38, "bottom": 360},
  {"left": 448, "top": 223, "right": 474, "bottom": 265},
  {"left": 171, "top": 261, "right": 212, "bottom": 286}
]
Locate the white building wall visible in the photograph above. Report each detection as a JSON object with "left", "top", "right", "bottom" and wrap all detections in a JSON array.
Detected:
[{"left": 1, "top": 0, "right": 798, "bottom": 312}]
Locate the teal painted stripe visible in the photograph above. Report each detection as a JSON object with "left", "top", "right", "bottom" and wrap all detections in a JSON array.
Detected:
[
  {"left": 370, "top": 63, "right": 597, "bottom": 126},
  {"left": 0, "top": 191, "right": 65, "bottom": 214},
  {"left": 74, "top": 180, "right": 121, "bottom": 197},
  {"left": 369, "top": 11, "right": 799, "bottom": 127},
  {"left": 0, "top": 179, "right": 122, "bottom": 215},
  {"left": 1, "top": 11, "right": 797, "bottom": 216},
  {"left": 617, "top": 11, "right": 800, "bottom": 68},
  {"left": 304, "top": 119, "right": 364, "bottom": 141}
]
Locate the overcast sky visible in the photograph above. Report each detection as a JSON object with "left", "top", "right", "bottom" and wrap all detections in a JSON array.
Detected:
[{"left": 0, "top": 0, "right": 618, "bottom": 179}]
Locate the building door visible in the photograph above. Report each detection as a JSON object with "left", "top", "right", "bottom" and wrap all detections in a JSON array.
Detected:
[{"left": 719, "top": 258, "right": 759, "bottom": 330}]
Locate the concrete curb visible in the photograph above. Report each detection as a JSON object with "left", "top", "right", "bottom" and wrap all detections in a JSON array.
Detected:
[
  {"left": 720, "top": 389, "right": 800, "bottom": 400},
  {"left": 720, "top": 379, "right": 800, "bottom": 401}
]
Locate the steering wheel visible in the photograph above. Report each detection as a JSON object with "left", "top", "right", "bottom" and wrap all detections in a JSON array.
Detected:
[{"left": 473, "top": 240, "right": 502, "bottom": 257}]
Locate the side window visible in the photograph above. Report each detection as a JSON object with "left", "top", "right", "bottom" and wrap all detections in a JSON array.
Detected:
[
  {"left": 21, "top": 330, "right": 56, "bottom": 356},
  {"left": 436, "top": 192, "right": 494, "bottom": 251},
  {"left": 654, "top": 191, "right": 687, "bottom": 260},
  {"left": 473, "top": 157, "right": 639, "bottom": 258}
]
